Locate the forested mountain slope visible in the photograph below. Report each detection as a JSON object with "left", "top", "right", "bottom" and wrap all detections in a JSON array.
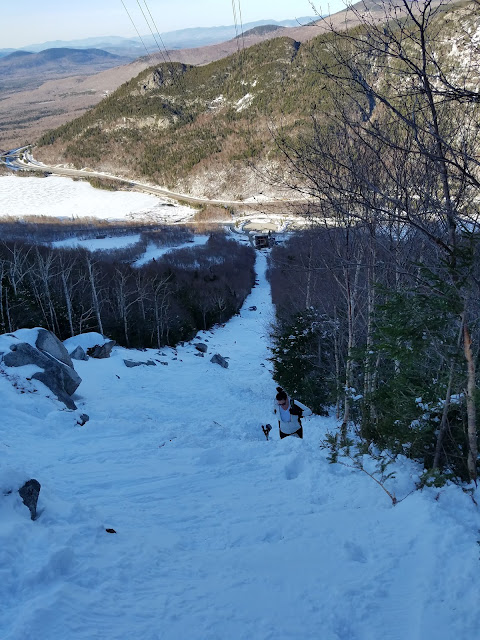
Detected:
[
  {"left": 35, "top": 0, "right": 478, "bottom": 199},
  {"left": 35, "top": 37, "right": 313, "bottom": 198}
]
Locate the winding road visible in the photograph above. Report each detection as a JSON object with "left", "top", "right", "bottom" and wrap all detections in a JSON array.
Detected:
[{"left": 1, "top": 146, "right": 308, "bottom": 212}]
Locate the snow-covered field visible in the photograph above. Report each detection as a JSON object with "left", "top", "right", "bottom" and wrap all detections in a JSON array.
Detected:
[
  {"left": 0, "top": 175, "right": 196, "bottom": 223},
  {"left": 50, "top": 233, "right": 211, "bottom": 264},
  {"left": 1, "top": 253, "right": 479, "bottom": 640},
  {"left": 52, "top": 234, "right": 142, "bottom": 251},
  {"left": 134, "top": 234, "right": 210, "bottom": 266}
]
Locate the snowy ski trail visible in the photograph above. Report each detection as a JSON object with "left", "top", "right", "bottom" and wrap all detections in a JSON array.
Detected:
[{"left": 1, "top": 252, "right": 480, "bottom": 640}]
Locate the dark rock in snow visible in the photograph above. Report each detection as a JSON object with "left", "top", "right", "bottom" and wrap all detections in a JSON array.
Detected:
[
  {"left": 123, "top": 359, "right": 156, "bottom": 368},
  {"left": 77, "top": 413, "right": 89, "bottom": 426},
  {"left": 70, "top": 345, "right": 89, "bottom": 361},
  {"left": 18, "top": 479, "right": 41, "bottom": 520},
  {"left": 195, "top": 343, "right": 208, "bottom": 353},
  {"left": 210, "top": 353, "right": 229, "bottom": 368},
  {"left": 194, "top": 352, "right": 204, "bottom": 357},
  {"left": 86, "top": 341, "right": 116, "bottom": 359}
]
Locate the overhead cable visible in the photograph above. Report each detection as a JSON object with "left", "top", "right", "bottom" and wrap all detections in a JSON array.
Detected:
[
  {"left": 142, "top": 0, "right": 183, "bottom": 88},
  {"left": 121, "top": 0, "right": 154, "bottom": 61},
  {"left": 136, "top": 0, "right": 168, "bottom": 64},
  {"left": 231, "top": 0, "right": 242, "bottom": 55}
]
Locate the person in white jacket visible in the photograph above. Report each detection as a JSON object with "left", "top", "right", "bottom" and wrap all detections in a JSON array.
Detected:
[{"left": 272, "top": 386, "right": 312, "bottom": 439}]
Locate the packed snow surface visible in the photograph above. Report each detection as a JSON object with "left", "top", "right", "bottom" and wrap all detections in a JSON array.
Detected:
[
  {"left": 0, "top": 175, "right": 195, "bottom": 222},
  {"left": 1, "top": 253, "right": 479, "bottom": 640}
]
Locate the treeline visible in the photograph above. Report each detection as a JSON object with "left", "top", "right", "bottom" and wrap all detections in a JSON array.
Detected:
[
  {"left": 268, "top": 0, "right": 480, "bottom": 484},
  {"left": 268, "top": 225, "right": 480, "bottom": 483},
  {"left": 0, "top": 218, "right": 193, "bottom": 245},
  {"left": 0, "top": 234, "right": 255, "bottom": 348}
]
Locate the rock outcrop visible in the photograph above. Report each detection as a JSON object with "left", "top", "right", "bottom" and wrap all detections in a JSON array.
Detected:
[
  {"left": 36, "top": 328, "right": 73, "bottom": 367},
  {"left": 2, "top": 329, "right": 82, "bottom": 409}
]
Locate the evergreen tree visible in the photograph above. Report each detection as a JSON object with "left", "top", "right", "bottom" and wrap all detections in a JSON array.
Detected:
[
  {"left": 270, "top": 308, "right": 334, "bottom": 415},
  {"left": 362, "top": 283, "right": 470, "bottom": 478}
]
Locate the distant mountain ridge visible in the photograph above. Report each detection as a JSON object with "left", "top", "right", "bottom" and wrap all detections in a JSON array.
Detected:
[
  {"left": 0, "top": 17, "right": 317, "bottom": 58},
  {"left": 237, "top": 25, "right": 286, "bottom": 38},
  {"left": 34, "top": 0, "right": 478, "bottom": 201},
  {"left": 0, "top": 48, "right": 131, "bottom": 92},
  {"left": 0, "top": 48, "right": 123, "bottom": 72}
]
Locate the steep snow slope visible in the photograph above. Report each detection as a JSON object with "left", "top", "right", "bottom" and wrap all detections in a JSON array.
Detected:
[{"left": 1, "top": 253, "right": 479, "bottom": 640}]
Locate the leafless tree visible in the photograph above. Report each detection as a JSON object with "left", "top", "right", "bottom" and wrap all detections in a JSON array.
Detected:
[{"left": 279, "top": 0, "right": 480, "bottom": 480}]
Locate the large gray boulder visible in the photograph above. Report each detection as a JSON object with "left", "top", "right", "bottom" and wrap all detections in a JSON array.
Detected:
[
  {"left": 36, "top": 328, "right": 73, "bottom": 367},
  {"left": 3, "top": 341, "right": 81, "bottom": 409}
]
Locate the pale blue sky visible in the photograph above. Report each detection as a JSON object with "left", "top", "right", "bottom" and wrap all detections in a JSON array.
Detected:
[{"left": 1, "top": 0, "right": 346, "bottom": 49}]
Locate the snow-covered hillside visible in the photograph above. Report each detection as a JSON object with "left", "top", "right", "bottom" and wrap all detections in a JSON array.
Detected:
[{"left": 1, "top": 253, "right": 479, "bottom": 640}]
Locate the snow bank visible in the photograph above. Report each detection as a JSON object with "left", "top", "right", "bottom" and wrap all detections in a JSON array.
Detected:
[
  {"left": 0, "top": 327, "right": 41, "bottom": 353},
  {"left": 63, "top": 332, "right": 109, "bottom": 352}
]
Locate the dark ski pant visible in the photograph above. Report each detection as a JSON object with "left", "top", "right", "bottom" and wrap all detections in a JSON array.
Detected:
[{"left": 279, "top": 426, "right": 303, "bottom": 439}]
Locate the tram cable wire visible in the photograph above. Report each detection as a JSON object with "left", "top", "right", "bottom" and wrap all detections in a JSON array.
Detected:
[
  {"left": 142, "top": 0, "right": 185, "bottom": 90},
  {"left": 231, "top": 0, "right": 241, "bottom": 54},
  {"left": 230, "top": 0, "right": 261, "bottom": 206},
  {"left": 143, "top": 1, "right": 174, "bottom": 68},
  {"left": 229, "top": 0, "right": 289, "bottom": 217},
  {"left": 121, "top": 0, "right": 185, "bottom": 93},
  {"left": 121, "top": 0, "right": 154, "bottom": 61},
  {"left": 236, "top": 0, "right": 247, "bottom": 64},
  {"left": 136, "top": 0, "right": 169, "bottom": 65}
]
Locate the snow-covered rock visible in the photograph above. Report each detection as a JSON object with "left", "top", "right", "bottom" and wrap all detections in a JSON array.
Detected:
[
  {"left": 35, "top": 328, "right": 73, "bottom": 367},
  {"left": 210, "top": 353, "right": 229, "bottom": 368},
  {"left": 1, "top": 328, "right": 81, "bottom": 409}
]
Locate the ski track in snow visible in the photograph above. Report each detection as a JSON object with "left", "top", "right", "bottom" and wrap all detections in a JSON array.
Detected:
[{"left": 1, "top": 253, "right": 480, "bottom": 640}]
